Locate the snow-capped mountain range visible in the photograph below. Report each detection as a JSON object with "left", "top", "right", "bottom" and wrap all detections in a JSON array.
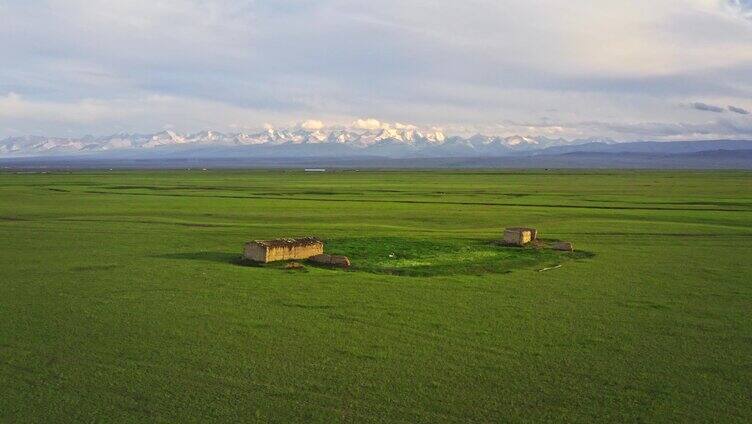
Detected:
[{"left": 0, "top": 127, "right": 610, "bottom": 158}]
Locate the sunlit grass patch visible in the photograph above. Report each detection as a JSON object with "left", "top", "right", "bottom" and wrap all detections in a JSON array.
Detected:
[{"left": 325, "top": 237, "right": 590, "bottom": 277}]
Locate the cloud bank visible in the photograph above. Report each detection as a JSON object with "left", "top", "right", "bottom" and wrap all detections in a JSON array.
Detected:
[
  {"left": 726, "top": 0, "right": 752, "bottom": 19},
  {"left": 692, "top": 102, "right": 726, "bottom": 113},
  {"left": 729, "top": 105, "right": 751, "bottom": 114},
  {"left": 1, "top": 0, "right": 752, "bottom": 141}
]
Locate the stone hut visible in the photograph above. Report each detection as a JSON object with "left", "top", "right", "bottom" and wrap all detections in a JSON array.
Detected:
[
  {"left": 244, "top": 237, "right": 324, "bottom": 263},
  {"left": 503, "top": 227, "right": 538, "bottom": 246}
]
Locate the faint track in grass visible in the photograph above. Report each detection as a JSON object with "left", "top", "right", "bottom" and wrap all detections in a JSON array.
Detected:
[
  {"left": 0, "top": 216, "right": 28, "bottom": 221},
  {"left": 80, "top": 190, "right": 752, "bottom": 213},
  {"left": 3, "top": 216, "right": 751, "bottom": 236}
]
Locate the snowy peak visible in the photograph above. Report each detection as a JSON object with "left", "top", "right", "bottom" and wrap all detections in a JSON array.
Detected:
[
  {"left": 0, "top": 127, "right": 612, "bottom": 158},
  {"left": 504, "top": 135, "right": 536, "bottom": 146}
]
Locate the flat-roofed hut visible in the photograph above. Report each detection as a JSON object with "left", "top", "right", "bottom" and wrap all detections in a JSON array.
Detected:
[{"left": 244, "top": 237, "right": 324, "bottom": 263}]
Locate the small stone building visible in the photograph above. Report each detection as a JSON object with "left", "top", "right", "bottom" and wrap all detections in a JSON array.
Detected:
[
  {"left": 503, "top": 227, "right": 537, "bottom": 246},
  {"left": 244, "top": 237, "right": 324, "bottom": 263}
]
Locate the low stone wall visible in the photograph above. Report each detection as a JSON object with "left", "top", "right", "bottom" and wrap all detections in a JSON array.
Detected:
[{"left": 310, "top": 254, "right": 351, "bottom": 268}]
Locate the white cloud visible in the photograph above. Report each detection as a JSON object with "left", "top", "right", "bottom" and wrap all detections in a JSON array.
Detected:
[
  {"left": 300, "top": 119, "right": 324, "bottom": 130},
  {"left": 394, "top": 122, "right": 418, "bottom": 130},
  {"left": 0, "top": 92, "right": 297, "bottom": 136},
  {"left": 0, "top": 93, "right": 113, "bottom": 123},
  {"left": 725, "top": 0, "right": 752, "bottom": 19},
  {"left": 352, "top": 118, "right": 383, "bottom": 130},
  {"left": 351, "top": 119, "right": 421, "bottom": 131}
]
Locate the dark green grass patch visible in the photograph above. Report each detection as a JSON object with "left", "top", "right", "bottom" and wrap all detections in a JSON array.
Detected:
[
  {"left": 231, "top": 237, "right": 592, "bottom": 277},
  {"left": 325, "top": 237, "right": 591, "bottom": 276}
]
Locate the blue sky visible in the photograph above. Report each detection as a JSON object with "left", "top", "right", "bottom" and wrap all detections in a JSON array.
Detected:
[{"left": 1, "top": 0, "right": 752, "bottom": 140}]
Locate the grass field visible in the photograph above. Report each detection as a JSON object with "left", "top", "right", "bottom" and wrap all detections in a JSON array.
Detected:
[{"left": 1, "top": 170, "right": 751, "bottom": 422}]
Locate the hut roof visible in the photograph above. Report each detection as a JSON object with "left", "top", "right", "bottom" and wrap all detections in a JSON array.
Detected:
[{"left": 250, "top": 237, "right": 323, "bottom": 248}]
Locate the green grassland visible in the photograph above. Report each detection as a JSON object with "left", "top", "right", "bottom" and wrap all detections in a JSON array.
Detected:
[{"left": 1, "top": 170, "right": 751, "bottom": 422}]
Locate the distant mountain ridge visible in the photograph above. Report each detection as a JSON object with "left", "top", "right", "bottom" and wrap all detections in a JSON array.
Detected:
[
  {"left": 533, "top": 139, "right": 752, "bottom": 155},
  {"left": 1, "top": 127, "right": 751, "bottom": 160},
  {"left": 0, "top": 128, "right": 610, "bottom": 158}
]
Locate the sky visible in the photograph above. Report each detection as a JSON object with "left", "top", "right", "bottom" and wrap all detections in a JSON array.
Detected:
[{"left": 1, "top": 0, "right": 752, "bottom": 140}]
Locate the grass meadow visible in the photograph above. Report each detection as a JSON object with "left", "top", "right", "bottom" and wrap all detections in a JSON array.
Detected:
[{"left": 1, "top": 170, "right": 751, "bottom": 422}]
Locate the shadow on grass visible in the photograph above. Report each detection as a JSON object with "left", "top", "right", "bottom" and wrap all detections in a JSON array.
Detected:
[
  {"left": 153, "top": 251, "right": 247, "bottom": 266},
  {"left": 153, "top": 252, "right": 306, "bottom": 271},
  {"left": 70, "top": 264, "right": 121, "bottom": 272}
]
